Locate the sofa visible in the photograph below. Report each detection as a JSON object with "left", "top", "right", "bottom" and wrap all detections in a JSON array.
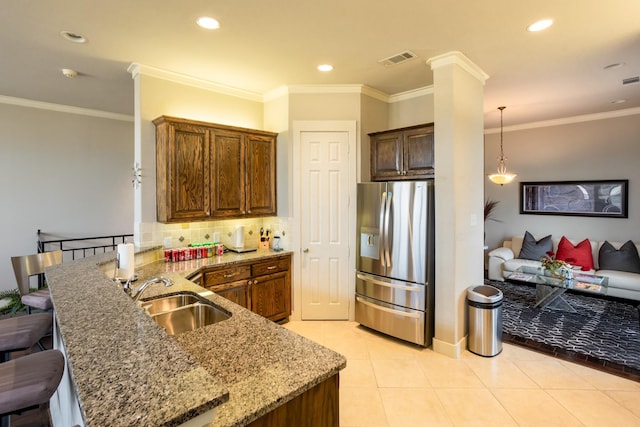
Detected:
[{"left": 488, "top": 233, "right": 640, "bottom": 302}]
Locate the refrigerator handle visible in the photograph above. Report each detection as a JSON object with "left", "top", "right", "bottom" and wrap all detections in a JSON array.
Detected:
[
  {"left": 356, "top": 296, "right": 421, "bottom": 319},
  {"left": 379, "top": 191, "right": 387, "bottom": 267},
  {"left": 356, "top": 273, "right": 421, "bottom": 292},
  {"left": 384, "top": 191, "right": 392, "bottom": 267}
]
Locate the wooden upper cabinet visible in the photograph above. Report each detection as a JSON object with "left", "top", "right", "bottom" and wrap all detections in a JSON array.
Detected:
[
  {"left": 246, "top": 134, "right": 277, "bottom": 216},
  {"left": 155, "top": 120, "right": 211, "bottom": 222},
  {"left": 154, "top": 116, "right": 277, "bottom": 222},
  {"left": 370, "top": 123, "right": 434, "bottom": 181},
  {"left": 211, "top": 129, "right": 245, "bottom": 217}
]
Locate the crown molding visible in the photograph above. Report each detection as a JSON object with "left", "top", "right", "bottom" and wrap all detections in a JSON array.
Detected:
[
  {"left": 0, "top": 95, "right": 133, "bottom": 122},
  {"left": 484, "top": 106, "right": 640, "bottom": 134},
  {"left": 427, "top": 51, "right": 490, "bottom": 84},
  {"left": 263, "top": 85, "right": 290, "bottom": 102},
  {"left": 127, "top": 63, "right": 264, "bottom": 103},
  {"left": 388, "top": 86, "right": 434, "bottom": 103},
  {"left": 127, "top": 63, "right": 437, "bottom": 105}
]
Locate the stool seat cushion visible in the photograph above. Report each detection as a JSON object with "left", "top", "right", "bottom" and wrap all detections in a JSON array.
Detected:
[
  {"left": 0, "top": 349, "right": 64, "bottom": 414},
  {"left": 0, "top": 313, "right": 52, "bottom": 352},
  {"left": 21, "top": 289, "right": 52, "bottom": 311}
]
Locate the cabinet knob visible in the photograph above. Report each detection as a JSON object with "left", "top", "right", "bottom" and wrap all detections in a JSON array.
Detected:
[{"left": 303, "top": 248, "right": 309, "bottom": 253}]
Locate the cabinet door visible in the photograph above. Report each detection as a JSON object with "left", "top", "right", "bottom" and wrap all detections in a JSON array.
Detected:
[
  {"left": 246, "top": 134, "right": 276, "bottom": 216},
  {"left": 251, "top": 272, "right": 288, "bottom": 322},
  {"left": 213, "top": 281, "right": 251, "bottom": 309},
  {"left": 164, "top": 122, "right": 211, "bottom": 221},
  {"left": 211, "top": 130, "right": 246, "bottom": 217},
  {"left": 370, "top": 131, "right": 403, "bottom": 181},
  {"left": 403, "top": 126, "right": 434, "bottom": 178}
]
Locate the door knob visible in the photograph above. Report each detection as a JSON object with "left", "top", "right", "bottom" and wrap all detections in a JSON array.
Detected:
[{"left": 303, "top": 248, "right": 309, "bottom": 253}]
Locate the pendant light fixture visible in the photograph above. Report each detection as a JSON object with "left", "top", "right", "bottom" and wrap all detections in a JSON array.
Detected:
[{"left": 488, "top": 106, "right": 517, "bottom": 185}]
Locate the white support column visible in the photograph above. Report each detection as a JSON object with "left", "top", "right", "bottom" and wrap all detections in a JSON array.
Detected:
[{"left": 427, "top": 51, "right": 489, "bottom": 358}]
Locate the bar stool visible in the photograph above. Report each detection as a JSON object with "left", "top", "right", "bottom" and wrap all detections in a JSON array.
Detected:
[
  {"left": 0, "top": 349, "right": 64, "bottom": 427},
  {"left": 0, "top": 313, "right": 52, "bottom": 362},
  {"left": 11, "top": 251, "right": 62, "bottom": 314}
]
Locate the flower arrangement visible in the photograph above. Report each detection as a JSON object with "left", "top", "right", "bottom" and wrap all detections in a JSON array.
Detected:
[
  {"left": 540, "top": 251, "right": 576, "bottom": 274},
  {"left": 540, "top": 251, "right": 575, "bottom": 278}
]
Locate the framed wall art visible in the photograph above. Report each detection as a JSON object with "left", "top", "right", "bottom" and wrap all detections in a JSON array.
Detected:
[{"left": 520, "top": 180, "right": 628, "bottom": 218}]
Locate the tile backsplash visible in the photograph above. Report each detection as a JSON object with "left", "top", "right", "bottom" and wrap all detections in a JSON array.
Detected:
[{"left": 135, "top": 217, "right": 291, "bottom": 251}]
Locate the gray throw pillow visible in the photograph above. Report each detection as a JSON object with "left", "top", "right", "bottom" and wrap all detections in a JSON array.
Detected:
[
  {"left": 518, "top": 231, "right": 553, "bottom": 260},
  {"left": 598, "top": 240, "right": 640, "bottom": 273}
]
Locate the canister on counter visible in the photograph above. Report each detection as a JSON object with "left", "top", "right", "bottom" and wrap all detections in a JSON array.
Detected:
[
  {"left": 216, "top": 243, "right": 224, "bottom": 256},
  {"left": 164, "top": 249, "right": 172, "bottom": 262}
]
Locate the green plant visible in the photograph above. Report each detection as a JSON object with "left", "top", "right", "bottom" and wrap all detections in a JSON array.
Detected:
[
  {"left": 484, "top": 199, "right": 501, "bottom": 222},
  {"left": 540, "top": 251, "right": 574, "bottom": 271},
  {"left": 0, "top": 289, "right": 26, "bottom": 316}
]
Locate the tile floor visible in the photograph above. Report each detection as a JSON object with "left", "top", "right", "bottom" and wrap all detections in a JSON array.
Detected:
[{"left": 283, "top": 320, "right": 640, "bottom": 427}]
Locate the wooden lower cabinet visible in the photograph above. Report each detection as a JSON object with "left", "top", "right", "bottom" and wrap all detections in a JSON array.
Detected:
[
  {"left": 213, "top": 280, "right": 250, "bottom": 309},
  {"left": 247, "top": 373, "right": 339, "bottom": 427},
  {"left": 251, "top": 272, "right": 288, "bottom": 320},
  {"left": 202, "top": 254, "right": 292, "bottom": 322}
]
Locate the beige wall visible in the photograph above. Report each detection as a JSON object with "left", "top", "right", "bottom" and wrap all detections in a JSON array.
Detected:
[
  {"left": 360, "top": 95, "right": 389, "bottom": 182},
  {"left": 484, "top": 113, "right": 640, "bottom": 250},
  {"left": 389, "top": 93, "right": 435, "bottom": 129},
  {"left": 0, "top": 102, "right": 133, "bottom": 291},
  {"left": 264, "top": 94, "right": 291, "bottom": 217}
]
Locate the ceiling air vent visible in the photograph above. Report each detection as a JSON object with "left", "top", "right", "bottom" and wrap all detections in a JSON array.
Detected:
[
  {"left": 378, "top": 50, "right": 417, "bottom": 66},
  {"left": 622, "top": 76, "right": 639, "bottom": 85}
]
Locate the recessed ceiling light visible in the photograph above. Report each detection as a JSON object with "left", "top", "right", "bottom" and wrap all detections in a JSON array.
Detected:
[
  {"left": 197, "top": 17, "right": 220, "bottom": 30},
  {"left": 60, "top": 30, "right": 87, "bottom": 43},
  {"left": 604, "top": 62, "right": 625, "bottom": 70},
  {"left": 527, "top": 19, "right": 553, "bottom": 32},
  {"left": 317, "top": 64, "right": 333, "bottom": 72},
  {"left": 611, "top": 99, "right": 627, "bottom": 104}
]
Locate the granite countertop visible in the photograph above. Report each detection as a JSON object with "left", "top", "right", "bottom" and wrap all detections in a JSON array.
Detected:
[{"left": 45, "top": 249, "right": 346, "bottom": 427}]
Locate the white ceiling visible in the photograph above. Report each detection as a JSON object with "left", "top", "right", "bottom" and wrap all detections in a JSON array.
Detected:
[{"left": 2, "top": 0, "right": 639, "bottom": 128}]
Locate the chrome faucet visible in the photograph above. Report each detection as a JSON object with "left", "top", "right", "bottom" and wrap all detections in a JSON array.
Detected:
[{"left": 124, "top": 276, "right": 174, "bottom": 301}]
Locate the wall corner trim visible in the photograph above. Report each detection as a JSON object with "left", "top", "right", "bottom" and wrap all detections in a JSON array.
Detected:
[
  {"left": 127, "top": 62, "right": 264, "bottom": 103},
  {"left": 484, "top": 106, "right": 640, "bottom": 134},
  {"left": 0, "top": 95, "right": 134, "bottom": 122}
]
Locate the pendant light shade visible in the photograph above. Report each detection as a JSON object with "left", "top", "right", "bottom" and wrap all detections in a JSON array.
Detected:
[{"left": 488, "top": 106, "right": 517, "bottom": 185}]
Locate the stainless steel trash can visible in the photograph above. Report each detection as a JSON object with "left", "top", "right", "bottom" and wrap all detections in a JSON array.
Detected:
[{"left": 467, "top": 285, "right": 503, "bottom": 356}]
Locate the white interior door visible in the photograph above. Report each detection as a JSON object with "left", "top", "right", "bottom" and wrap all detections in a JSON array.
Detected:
[{"left": 297, "top": 122, "right": 355, "bottom": 320}]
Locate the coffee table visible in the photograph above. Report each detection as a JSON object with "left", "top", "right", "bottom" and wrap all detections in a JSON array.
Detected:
[{"left": 506, "top": 266, "right": 608, "bottom": 312}]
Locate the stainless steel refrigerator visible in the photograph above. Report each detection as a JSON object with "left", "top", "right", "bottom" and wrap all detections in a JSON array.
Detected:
[{"left": 355, "top": 180, "right": 435, "bottom": 347}]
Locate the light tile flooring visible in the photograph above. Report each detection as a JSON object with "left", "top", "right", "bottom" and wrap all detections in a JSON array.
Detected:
[{"left": 283, "top": 320, "right": 640, "bottom": 427}]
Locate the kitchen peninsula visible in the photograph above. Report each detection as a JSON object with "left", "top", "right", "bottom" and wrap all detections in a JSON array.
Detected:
[{"left": 44, "top": 249, "right": 346, "bottom": 427}]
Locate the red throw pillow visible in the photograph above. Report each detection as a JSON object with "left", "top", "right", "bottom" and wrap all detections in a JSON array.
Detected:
[{"left": 556, "top": 236, "right": 594, "bottom": 271}]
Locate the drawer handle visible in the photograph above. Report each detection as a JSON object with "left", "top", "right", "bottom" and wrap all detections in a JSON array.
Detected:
[
  {"left": 266, "top": 266, "right": 277, "bottom": 270},
  {"left": 223, "top": 273, "right": 237, "bottom": 278},
  {"left": 356, "top": 296, "right": 420, "bottom": 319}
]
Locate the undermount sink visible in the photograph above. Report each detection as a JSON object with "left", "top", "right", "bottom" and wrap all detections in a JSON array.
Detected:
[
  {"left": 139, "top": 293, "right": 200, "bottom": 315},
  {"left": 139, "top": 292, "right": 231, "bottom": 335}
]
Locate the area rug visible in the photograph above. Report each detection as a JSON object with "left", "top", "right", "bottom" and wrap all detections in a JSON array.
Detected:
[{"left": 486, "top": 279, "right": 640, "bottom": 381}]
